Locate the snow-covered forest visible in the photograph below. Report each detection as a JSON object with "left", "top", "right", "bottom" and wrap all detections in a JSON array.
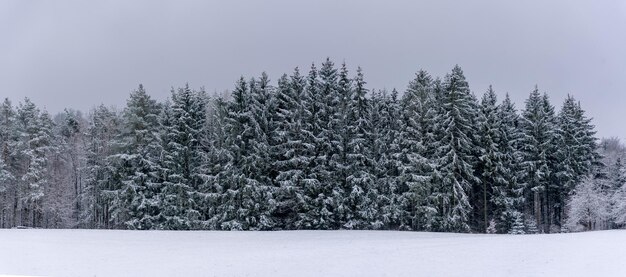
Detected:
[{"left": 0, "top": 59, "right": 624, "bottom": 233}]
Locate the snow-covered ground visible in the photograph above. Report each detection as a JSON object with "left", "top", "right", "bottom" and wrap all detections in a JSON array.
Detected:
[{"left": 0, "top": 229, "right": 625, "bottom": 277}]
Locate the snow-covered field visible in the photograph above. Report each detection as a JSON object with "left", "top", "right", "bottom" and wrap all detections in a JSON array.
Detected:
[{"left": 1, "top": 229, "right": 625, "bottom": 277}]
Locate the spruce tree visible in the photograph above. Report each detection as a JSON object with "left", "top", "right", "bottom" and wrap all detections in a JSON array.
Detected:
[
  {"left": 295, "top": 63, "right": 322, "bottom": 229},
  {"left": 371, "top": 89, "right": 404, "bottom": 229},
  {"left": 497, "top": 94, "right": 525, "bottom": 233},
  {"left": 200, "top": 96, "right": 232, "bottom": 229},
  {"left": 248, "top": 73, "right": 277, "bottom": 230},
  {"left": 110, "top": 85, "right": 162, "bottom": 229},
  {"left": 398, "top": 70, "right": 434, "bottom": 230},
  {"left": 217, "top": 78, "right": 267, "bottom": 230},
  {"left": 157, "top": 84, "right": 207, "bottom": 230},
  {"left": 309, "top": 58, "right": 341, "bottom": 229},
  {"left": 344, "top": 67, "right": 378, "bottom": 229},
  {"left": 271, "top": 69, "right": 308, "bottom": 229},
  {"left": 431, "top": 66, "right": 479, "bottom": 232},
  {"left": 475, "top": 86, "right": 507, "bottom": 232},
  {"left": 520, "top": 86, "right": 555, "bottom": 233}
]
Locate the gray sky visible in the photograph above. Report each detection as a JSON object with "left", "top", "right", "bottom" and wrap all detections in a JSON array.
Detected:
[{"left": 1, "top": 0, "right": 625, "bottom": 139}]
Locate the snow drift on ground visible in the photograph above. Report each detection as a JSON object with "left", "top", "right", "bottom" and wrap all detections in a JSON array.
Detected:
[{"left": 0, "top": 229, "right": 624, "bottom": 277}]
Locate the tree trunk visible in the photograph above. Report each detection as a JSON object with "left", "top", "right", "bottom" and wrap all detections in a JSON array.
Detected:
[
  {"left": 534, "top": 190, "right": 541, "bottom": 232},
  {"left": 483, "top": 182, "right": 488, "bottom": 232}
]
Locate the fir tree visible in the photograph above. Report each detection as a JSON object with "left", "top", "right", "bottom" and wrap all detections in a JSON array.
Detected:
[
  {"left": 271, "top": 69, "right": 309, "bottom": 229},
  {"left": 497, "top": 94, "right": 525, "bottom": 233},
  {"left": 399, "top": 70, "right": 434, "bottom": 230},
  {"left": 475, "top": 86, "right": 508, "bottom": 232},
  {"left": 345, "top": 67, "right": 378, "bottom": 229},
  {"left": 308, "top": 58, "right": 341, "bottom": 229},
  {"left": 520, "top": 86, "right": 553, "bottom": 233},
  {"left": 371, "top": 89, "right": 404, "bottom": 229},
  {"left": 295, "top": 63, "right": 322, "bottom": 229},
  {"left": 157, "top": 84, "right": 207, "bottom": 230},
  {"left": 217, "top": 78, "right": 267, "bottom": 230},
  {"left": 111, "top": 85, "right": 162, "bottom": 230},
  {"left": 431, "top": 66, "right": 479, "bottom": 232}
]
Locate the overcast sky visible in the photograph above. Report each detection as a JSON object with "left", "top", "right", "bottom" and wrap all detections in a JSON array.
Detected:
[{"left": 1, "top": 0, "right": 625, "bottom": 139}]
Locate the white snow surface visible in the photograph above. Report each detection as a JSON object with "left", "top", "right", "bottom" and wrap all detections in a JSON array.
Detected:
[{"left": 1, "top": 229, "right": 625, "bottom": 277}]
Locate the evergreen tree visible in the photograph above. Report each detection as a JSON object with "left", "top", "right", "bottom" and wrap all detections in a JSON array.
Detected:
[
  {"left": 344, "top": 67, "right": 378, "bottom": 229},
  {"left": 199, "top": 96, "right": 231, "bottom": 229},
  {"left": 271, "top": 68, "right": 309, "bottom": 229},
  {"left": 398, "top": 70, "right": 434, "bottom": 230},
  {"left": 157, "top": 84, "right": 207, "bottom": 230},
  {"left": 217, "top": 78, "right": 267, "bottom": 230},
  {"left": 295, "top": 63, "right": 322, "bottom": 229},
  {"left": 553, "top": 95, "right": 600, "bottom": 226},
  {"left": 244, "top": 73, "right": 277, "bottom": 230},
  {"left": 431, "top": 66, "right": 479, "bottom": 232},
  {"left": 497, "top": 94, "right": 525, "bottom": 233},
  {"left": 370, "top": 89, "right": 404, "bottom": 229},
  {"left": 110, "top": 85, "right": 162, "bottom": 229},
  {"left": 475, "top": 86, "right": 508, "bottom": 232},
  {"left": 306, "top": 59, "right": 341, "bottom": 229},
  {"left": 520, "top": 87, "right": 556, "bottom": 233},
  {"left": 332, "top": 63, "right": 352, "bottom": 226}
]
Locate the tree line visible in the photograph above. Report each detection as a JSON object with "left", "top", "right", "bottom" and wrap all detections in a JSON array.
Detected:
[{"left": 1, "top": 59, "right": 624, "bottom": 233}]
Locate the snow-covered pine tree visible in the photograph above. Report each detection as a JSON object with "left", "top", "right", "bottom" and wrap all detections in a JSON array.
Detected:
[
  {"left": 332, "top": 63, "right": 352, "bottom": 227},
  {"left": 554, "top": 95, "right": 594, "bottom": 227},
  {"left": 572, "top": 100, "right": 600, "bottom": 178},
  {"left": 398, "top": 70, "right": 434, "bottom": 230},
  {"left": 271, "top": 68, "right": 309, "bottom": 229},
  {"left": 109, "top": 85, "right": 162, "bottom": 230},
  {"left": 537, "top": 93, "right": 564, "bottom": 233},
  {"left": 308, "top": 58, "right": 341, "bottom": 229},
  {"left": 344, "top": 67, "right": 378, "bottom": 229},
  {"left": 475, "top": 86, "right": 509, "bottom": 232},
  {"left": 216, "top": 78, "right": 266, "bottom": 230},
  {"left": 370, "top": 89, "right": 404, "bottom": 229},
  {"left": 520, "top": 86, "right": 553, "bottom": 233},
  {"left": 431, "top": 65, "right": 479, "bottom": 232},
  {"left": 497, "top": 94, "right": 525, "bottom": 234},
  {"left": 157, "top": 84, "right": 207, "bottom": 230},
  {"left": 198, "top": 95, "right": 232, "bottom": 229},
  {"left": 248, "top": 73, "right": 277, "bottom": 230},
  {"left": 509, "top": 216, "right": 526, "bottom": 234},
  {"left": 293, "top": 63, "right": 322, "bottom": 229}
]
